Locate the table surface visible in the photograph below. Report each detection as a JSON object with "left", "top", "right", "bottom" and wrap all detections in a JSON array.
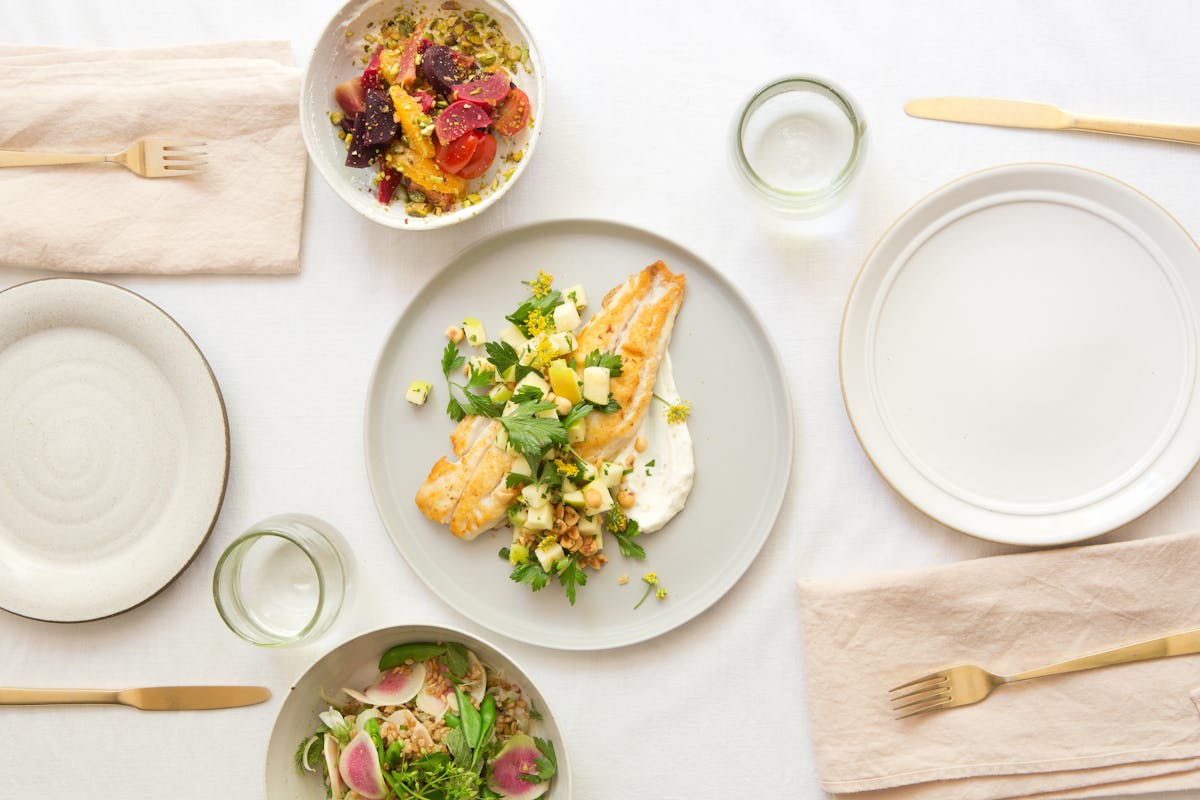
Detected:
[{"left": 3, "top": 1, "right": 1199, "bottom": 797}]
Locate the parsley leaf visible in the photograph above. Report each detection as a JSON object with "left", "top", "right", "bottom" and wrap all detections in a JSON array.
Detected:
[
  {"left": 645, "top": 459, "right": 656, "bottom": 476},
  {"left": 484, "top": 341, "right": 535, "bottom": 382},
  {"left": 584, "top": 349, "right": 624, "bottom": 377},
  {"left": 441, "top": 341, "right": 466, "bottom": 378},
  {"left": 519, "top": 738, "right": 559, "bottom": 784},
  {"left": 557, "top": 557, "right": 587, "bottom": 605},
  {"left": 594, "top": 397, "right": 621, "bottom": 414},
  {"left": 607, "top": 509, "right": 646, "bottom": 559},
  {"left": 561, "top": 402, "right": 593, "bottom": 430},
  {"left": 510, "top": 384, "right": 544, "bottom": 403},
  {"left": 510, "top": 560, "right": 550, "bottom": 592},
  {"left": 499, "top": 400, "right": 568, "bottom": 466}
]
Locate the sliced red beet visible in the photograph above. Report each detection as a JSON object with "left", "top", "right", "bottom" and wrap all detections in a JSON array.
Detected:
[
  {"left": 345, "top": 114, "right": 382, "bottom": 167},
  {"left": 361, "top": 46, "right": 383, "bottom": 90},
  {"left": 377, "top": 169, "right": 402, "bottom": 204},
  {"left": 334, "top": 78, "right": 367, "bottom": 116},
  {"left": 434, "top": 100, "right": 492, "bottom": 144},
  {"left": 493, "top": 87, "right": 530, "bottom": 136},
  {"left": 413, "top": 91, "right": 435, "bottom": 114},
  {"left": 451, "top": 69, "right": 511, "bottom": 107},
  {"left": 420, "top": 44, "right": 475, "bottom": 96},
  {"left": 358, "top": 88, "right": 398, "bottom": 147},
  {"left": 436, "top": 130, "right": 483, "bottom": 175},
  {"left": 456, "top": 132, "right": 497, "bottom": 179}
]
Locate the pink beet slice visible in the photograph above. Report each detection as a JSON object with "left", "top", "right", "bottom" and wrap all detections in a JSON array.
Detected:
[
  {"left": 364, "top": 662, "right": 426, "bottom": 704},
  {"left": 338, "top": 731, "right": 386, "bottom": 800},
  {"left": 413, "top": 90, "right": 435, "bottom": 113},
  {"left": 393, "top": 18, "right": 428, "bottom": 89},
  {"left": 487, "top": 734, "right": 549, "bottom": 800},
  {"left": 451, "top": 69, "right": 511, "bottom": 107},
  {"left": 334, "top": 78, "right": 366, "bottom": 116},
  {"left": 434, "top": 100, "right": 492, "bottom": 144}
]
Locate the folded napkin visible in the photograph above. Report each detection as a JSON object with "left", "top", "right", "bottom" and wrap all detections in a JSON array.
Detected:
[
  {"left": 0, "top": 42, "right": 305, "bottom": 274},
  {"left": 797, "top": 531, "right": 1200, "bottom": 800}
]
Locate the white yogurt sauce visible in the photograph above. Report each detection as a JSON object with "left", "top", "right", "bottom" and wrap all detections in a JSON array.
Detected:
[{"left": 618, "top": 353, "right": 694, "bottom": 533}]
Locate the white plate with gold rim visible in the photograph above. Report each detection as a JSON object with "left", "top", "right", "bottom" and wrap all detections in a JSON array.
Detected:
[
  {"left": 0, "top": 278, "right": 228, "bottom": 621},
  {"left": 364, "top": 219, "right": 793, "bottom": 649},
  {"left": 841, "top": 163, "right": 1200, "bottom": 546}
]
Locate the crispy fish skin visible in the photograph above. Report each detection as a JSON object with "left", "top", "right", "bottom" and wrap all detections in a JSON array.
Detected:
[
  {"left": 415, "top": 417, "right": 518, "bottom": 539},
  {"left": 572, "top": 261, "right": 686, "bottom": 462}
]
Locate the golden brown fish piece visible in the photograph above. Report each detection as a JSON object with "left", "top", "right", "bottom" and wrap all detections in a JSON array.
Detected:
[
  {"left": 572, "top": 260, "right": 686, "bottom": 462},
  {"left": 415, "top": 416, "right": 519, "bottom": 540}
]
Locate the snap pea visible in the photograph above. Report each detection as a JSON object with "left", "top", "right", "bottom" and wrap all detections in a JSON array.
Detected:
[{"left": 378, "top": 642, "right": 446, "bottom": 671}]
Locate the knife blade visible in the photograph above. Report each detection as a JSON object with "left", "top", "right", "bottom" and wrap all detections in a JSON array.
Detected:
[
  {"left": 905, "top": 96, "right": 1200, "bottom": 145},
  {"left": 0, "top": 685, "right": 271, "bottom": 710}
]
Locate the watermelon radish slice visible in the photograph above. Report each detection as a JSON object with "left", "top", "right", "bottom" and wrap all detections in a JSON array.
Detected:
[
  {"left": 415, "top": 650, "right": 487, "bottom": 716},
  {"left": 434, "top": 100, "right": 492, "bottom": 145},
  {"left": 323, "top": 733, "right": 346, "bottom": 800},
  {"left": 338, "top": 731, "right": 386, "bottom": 800},
  {"left": 366, "top": 662, "right": 426, "bottom": 705},
  {"left": 487, "top": 734, "right": 549, "bottom": 800},
  {"left": 386, "top": 708, "right": 436, "bottom": 751},
  {"left": 341, "top": 687, "right": 373, "bottom": 706},
  {"left": 451, "top": 69, "right": 511, "bottom": 107}
]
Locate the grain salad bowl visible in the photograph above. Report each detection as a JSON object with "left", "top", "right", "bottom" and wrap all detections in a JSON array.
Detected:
[
  {"left": 264, "top": 624, "right": 572, "bottom": 799},
  {"left": 301, "top": 0, "right": 544, "bottom": 229}
]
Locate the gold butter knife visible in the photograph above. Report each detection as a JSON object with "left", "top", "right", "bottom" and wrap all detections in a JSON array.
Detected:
[
  {"left": 905, "top": 97, "right": 1200, "bottom": 145},
  {"left": 0, "top": 686, "right": 270, "bottom": 710}
]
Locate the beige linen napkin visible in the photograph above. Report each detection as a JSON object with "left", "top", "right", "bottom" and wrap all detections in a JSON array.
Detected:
[
  {"left": 0, "top": 42, "right": 305, "bottom": 274},
  {"left": 797, "top": 531, "right": 1200, "bottom": 800}
]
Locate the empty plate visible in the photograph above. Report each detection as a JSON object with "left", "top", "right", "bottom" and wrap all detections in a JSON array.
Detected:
[
  {"left": 0, "top": 279, "right": 229, "bottom": 621},
  {"left": 840, "top": 163, "right": 1200, "bottom": 545}
]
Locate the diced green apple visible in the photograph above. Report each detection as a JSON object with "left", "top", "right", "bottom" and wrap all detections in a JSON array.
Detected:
[
  {"left": 461, "top": 317, "right": 486, "bottom": 346},
  {"left": 525, "top": 503, "right": 554, "bottom": 532},
  {"left": 507, "top": 504, "right": 528, "bottom": 527},
  {"left": 567, "top": 419, "right": 586, "bottom": 444},
  {"left": 578, "top": 514, "right": 601, "bottom": 537},
  {"left": 582, "top": 479, "right": 614, "bottom": 513},
  {"left": 489, "top": 384, "right": 513, "bottom": 404},
  {"left": 515, "top": 371, "right": 550, "bottom": 395},
  {"left": 563, "top": 284, "right": 588, "bottom": 310},
  {"left": 509, "top": 454, "right": 531, "bottom": 477},
  {"left": 599, "top": 461, "right": 624, "bottom": 489},
  {"left": 552, "top": 302, "right": 581, "bottom": 333},
  {"left": 582, "top": 367, "right": 611, "bottom": 405},
  {"left": 522, "top": 484, "right": 551, "bottom": 509},
  {"left": 535, "top": 537, "right": 565, "bottom": 571},
  {"left": 508, "top": 543, "right": 530, "bottom": 565},
  {"left": 499, "top": 324, "right": 528, "bottom": 348},
  {"left": 562, "top": 490, "right": 586, "bottom": 509},
  {"left": 405, "top": 380, "right": 433, "bottom": 406}
]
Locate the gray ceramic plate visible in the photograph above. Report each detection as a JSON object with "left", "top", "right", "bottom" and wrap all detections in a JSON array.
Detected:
[
  {"left": 364, "top": 220, "right": 793, "bottom": 649},
  {"left": 265, "top": 624, "right": 571, "bottom": 799}
]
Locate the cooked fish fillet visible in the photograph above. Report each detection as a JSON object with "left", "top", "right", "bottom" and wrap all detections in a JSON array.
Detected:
[
  {"left": 415, "top": 417, "right": 519, "bottom": 540},
  {"left": 572, "top": 260, "right": 686, "bottom": 461}
]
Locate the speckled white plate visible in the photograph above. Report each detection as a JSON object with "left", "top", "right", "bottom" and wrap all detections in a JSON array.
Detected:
[
  {"left": 364, "top": 219, "right": 794, "bottom": 650},
  {"left": 0, "top": 279, "right": 229, "bottom": 622}
]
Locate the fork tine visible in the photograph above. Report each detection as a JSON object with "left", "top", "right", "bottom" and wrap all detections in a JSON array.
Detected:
[
  {"left": 889, "top": 672, "right": 944, "bottom": 692},
  {"left": 891, "top": 690, "right": 950, "bottom": 712},
  {"left": 163, "top": 152, "right": 207, "bottom": 161},
  {"left": 895, "top": 698, "right": 952, "bottom": 720},
  {"left": 889, "top": 680, "right": 949, "bottom": 702},
  {"left": 160, "top": 142, "right": 206, "bottom": 150}
]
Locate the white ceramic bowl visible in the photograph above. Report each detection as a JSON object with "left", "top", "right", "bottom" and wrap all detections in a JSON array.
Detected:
[
  {"left": 264, "top": 624, "right": 572, "bottom": 799},
  {"left": 301, "top": 0, "right": 544, "bottom": 229}
]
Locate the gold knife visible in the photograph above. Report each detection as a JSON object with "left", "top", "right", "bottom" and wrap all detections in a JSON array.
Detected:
[
  {"left": 0, "top": 686, "right": 271, "bottom": 710},
  {"left": 905, "top": 97, "right": 1200, "bottom": 145}
]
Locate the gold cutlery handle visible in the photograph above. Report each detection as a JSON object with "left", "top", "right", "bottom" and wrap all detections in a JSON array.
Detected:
[
  {"left": 0, "top": 149, "right": 109, "bottom": 168},
  {"left": 1008, "top": 629, "right": 1200, "bottom": 682},
  {"left": 0, "top": 687, "right": 120, "bottom": 705},
  {"left": 1071, "top": 114, "right": 1200, "bottom": 145}
]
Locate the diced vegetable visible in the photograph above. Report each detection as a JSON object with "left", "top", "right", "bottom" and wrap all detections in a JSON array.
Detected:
[
  {"left": 553, "top": 302, "right": 581, "bottom": 332},
  {"left": 507, "top": 543, "right": 529, "bottom": 565},
  {"left": 489, "top": 384, "right": 513, "bottom": 404},
  {"left": 420, "top": 44, "right": 474, "bottom": 95},
  {"left": 582, "top": 479, "right": 614, "bottom": 513},
  {"left": 461, "top": 317, "right": 486, "bottom": 346},
  {"left": 548, "top": 361, "right": 582, "bottom": 404},
  {"left": 567, "top": 419, "right": 586, "bottom": 444},
  {"left": 377, "top": 168, "right": 402, "bottom": 204},
  {"left": 578, "top": 514, "right": 601, "bottom": 538},
  {"left": 515, "top": 371, "right": 550, "bottom": 395},
  {"left": 499, "top": 324, "right": 528, "bottom": 348},
  {"left": 405, "top": 380, "right": 432, "bottom": 405},
  {"left": 583, "top": 366, "right": 611, "bottom": 404},
  {"left": 562, "top": 490, "right": 585, "bottom": 509},
  {"left": 535, "top": 537, "right": 564, "bottom": 571},
  {"left": 563, "top": 284, "right": 588, "bottom": 310},
  {"left": 335, "top": 78, "right": 367, "bottom": 116},
  {"left": 600, "top": 461, "right": 624, "bottom": 489},
  {"left": 526, "top": 504, "right": 554, "bottom": 532},
  {"left": 521, "top": 484, "right": 550, "bottom": 509}
]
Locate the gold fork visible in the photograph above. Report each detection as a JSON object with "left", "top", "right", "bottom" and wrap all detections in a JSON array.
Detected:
[
  {"left": 0, "top": 139, "right": 206, "bottom": 177},
  {"left": 889, "top": 628, "right": 1200, "bottom": 719}
]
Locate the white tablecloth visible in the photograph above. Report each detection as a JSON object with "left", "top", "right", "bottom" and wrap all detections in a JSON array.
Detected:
[{"left": 2, "top": 1, "right": 1198, "bottom": 797}]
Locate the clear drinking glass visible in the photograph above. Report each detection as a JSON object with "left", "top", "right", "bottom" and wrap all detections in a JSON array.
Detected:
[
  {"left": 213, "top": 513, "right": 351, "bottom": 647},
  {"left": 734, "top": 75, "right": 867, "bottom": 214}
]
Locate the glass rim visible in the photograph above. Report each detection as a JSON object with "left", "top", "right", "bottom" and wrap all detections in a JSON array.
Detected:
[
  {"left": 733, "top": 75, "right": 867, "bottom": 206},
  {"left": 211, "top": 528, "right": 331, "bottom": 647}
]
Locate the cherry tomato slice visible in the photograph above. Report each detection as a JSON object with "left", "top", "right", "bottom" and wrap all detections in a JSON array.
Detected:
[
  {"left": 493, "top": 87, "right": 530, "bottom": 136},
  {"left": 456, "top": 132, "right": 497, "bottom": 179},
  {"left": 435, "top": 130, "right": 482, "bottom": 175}
]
